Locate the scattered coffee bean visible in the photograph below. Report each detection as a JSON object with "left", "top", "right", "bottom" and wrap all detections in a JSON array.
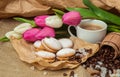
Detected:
[
  {"left": 85, "top": 48, "right": 92, "bottom": 54},
  {"left": 68, "top": 51, "right": 83, "bottom": 63},
  {"left": 75, "top": 53, "right": 82, "bottom": 59},
  {"left": 69, "top": 71, "right": 74, "bottom": 77},
  {"left": 91, "top": 73, "right": 100, "bottom": 77},
  {"left": 63, "top": 73, "right": 68, "bottom": 76}
]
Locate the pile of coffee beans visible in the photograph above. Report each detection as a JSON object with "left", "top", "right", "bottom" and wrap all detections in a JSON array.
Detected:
[
  {"left": 68, "top": 51, "right": 82, "bottom": 63},
  {"left": 68, "top": 48, "right": 92, "bottom": 63},
  {"left": 82, "top": 46, "right": 120, "bottom": 77}
]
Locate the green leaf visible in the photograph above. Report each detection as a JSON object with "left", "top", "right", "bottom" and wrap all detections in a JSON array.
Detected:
[
  {"left": 107, "top": 24, "right": 120, "bottom": 32},
  {"left": 83, "top": 0, "right": 120, "bottom": 26},
  {"left": 108, "top": 25, "right": 120, "bottom": 29},
  {"left": 53, "top": 9, "right": 64, "bottom": 15},
  {"left": 53, "top": 9, "right": 65, "bottom": 18},
  {"left": 66, "top": 8, "right": 98, "bottom": 18},
  {"left": 13, "top": 17, "right": 36, "bottom": 27},
  {"left": 0, "top": 36, "right": 9, "bottom": 42},
  {"left": 107, "top": 27, "right": 120, "bottom": 32},
  {"left": 66, "top": 7, "right": 110, "bottom": 23},
  {"left": 54, "top": 12, "right": 62, "bottom": 18}
]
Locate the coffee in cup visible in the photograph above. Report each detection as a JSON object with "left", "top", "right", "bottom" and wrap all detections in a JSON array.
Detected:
[
  {"left": 80, "top": 24, "right": 103, "bottom": 30},
  {"left": 68, "top": 19, "right": 107, "bottom": 43}
]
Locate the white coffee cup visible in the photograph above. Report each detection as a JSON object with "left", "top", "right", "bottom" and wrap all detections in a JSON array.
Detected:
[{"left": 68, "top": 19, "right": 107, "bottom": 43}]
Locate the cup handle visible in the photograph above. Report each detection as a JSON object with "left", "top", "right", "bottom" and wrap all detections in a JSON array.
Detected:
[{"left": 67, "top": 26, "right": 76, "bottom": 37}]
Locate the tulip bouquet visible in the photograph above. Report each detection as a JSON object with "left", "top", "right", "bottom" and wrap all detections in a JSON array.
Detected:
[
  {"left": 1, "top": 0, "right": 120, "bottom": 42},
  {"left": 0, "top": 9, "right": 82, "bottom": 42}
]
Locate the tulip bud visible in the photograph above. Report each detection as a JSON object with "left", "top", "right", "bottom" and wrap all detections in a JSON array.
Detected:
[
  {"left": 5, "top": 31, "right": 22, "bottom": 39},
  {"left": 45, "top": 15, "right": 63, "bottom": 28},
  {"left": 23, "top": 28, "right": 40, "bottom": 42},
  {"left": 62, "top": 11, "right": 82, "bottom": 26},
  {"left": 34, "top": 15, "right": 49, "bottom": 27},
  {"left": 35, "top": 27, "right": 55, "bottom": 40},
  {"left": 14, "top": 23, "right": 32, "bottom": 34}
]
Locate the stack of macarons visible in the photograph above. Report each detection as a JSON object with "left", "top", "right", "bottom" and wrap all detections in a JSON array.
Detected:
[{"left": 33, "top": 37, "right": 76, "bottom": 62}]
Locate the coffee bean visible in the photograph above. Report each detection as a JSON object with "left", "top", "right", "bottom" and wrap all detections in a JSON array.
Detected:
[
  {"left": 91, "top": 73, "right": 100, "bottom": 76},
  {"left": 95, "top": 67, "right": 101, "bottom": 72},
  {"left": 75, "top": 53, "right": 82, "bottom": 59},
  {"left": 69, "top": 71, "right": 74, "bottom": 77},
  {"left": 85, "top": 48, "right": 92, "bottom": 54},
  {"left": 63, "top": 73, "right": 67, "bottom": 76},
  {"left": 91, "top": 58, "right": 97, "bottom": 62},
  {"left": 77, "top": 59, "right": 82, "bottom": 63},
  {"left": 114, "top": 60, "right": 119, "bottom": 64},
  {"left": 108, "top": 64, "right": 112, "bottom": 67}
]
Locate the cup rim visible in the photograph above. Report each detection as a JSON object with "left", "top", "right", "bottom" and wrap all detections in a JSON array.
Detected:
[{"left": 77, "top": 19, "right": 107, "bottom": 32}]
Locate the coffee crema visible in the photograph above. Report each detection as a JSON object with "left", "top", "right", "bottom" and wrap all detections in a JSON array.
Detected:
[{"left": 80, "top": 24, "right": 103, "bottom": 30}]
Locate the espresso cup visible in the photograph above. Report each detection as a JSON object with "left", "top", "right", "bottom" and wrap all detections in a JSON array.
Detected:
[{"left": 68, "top": 19, "right": 107, "bottom": 43}]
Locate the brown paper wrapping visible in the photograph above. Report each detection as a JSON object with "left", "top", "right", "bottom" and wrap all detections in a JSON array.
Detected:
[
  {"left": 10, "top": 37, "right": 79, "bottom": 70},
  {"left": 8, "top": 35, "right": 99, "bottom": 71},
  {"left": 1, "top": 0, "right": 119, "bottom": 18},
  {"left": 101, "top": 32, "right": 120, "bottom": 58},
  {"left": 101, "top": 0, "right": 120, "bottom": 12}
]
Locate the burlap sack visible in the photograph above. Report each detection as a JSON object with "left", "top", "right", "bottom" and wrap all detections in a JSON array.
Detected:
[{"left": 0, "top": 0, "right": 118, "bottom": 18}]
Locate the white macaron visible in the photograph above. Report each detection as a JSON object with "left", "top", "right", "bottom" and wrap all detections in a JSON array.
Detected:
[
  {"left": 56, "top": 48, "right": 76, "bottom": 60},
  {"left": 59, "top": 38, "right": 73, "bottom": 48},
  {"left": 33, "top": 40, "right": 45, "bottom": 51},
  {"left": 35, "top": 50, "right": 55, "bottom": 62},
  {"left": 42, "top": 37, "right": 62, "bottom": 53}
]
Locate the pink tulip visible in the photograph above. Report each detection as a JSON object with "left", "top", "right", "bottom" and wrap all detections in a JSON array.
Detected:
[
  {"left": 62, "top": 11, "right": 82, "bottom": 26},
  {"left": 23, "top": 28, "right": 41, "bottom": 42},
  {"left": 35, "top": 27, "right": 55, "bottom": 40},
  {"left": 34, "top": 15, "right": 49, "bottom": 27}
]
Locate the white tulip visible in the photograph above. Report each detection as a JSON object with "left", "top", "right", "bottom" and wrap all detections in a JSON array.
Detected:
[
  {"left": 5, "top": 31, "right": 22, "bottom": 39},
  {"left": 14, "top": 23, "right": 32, "bottom": 34},
  {"left": 45, "top": 15, "right": 63, "bottom": 28}
]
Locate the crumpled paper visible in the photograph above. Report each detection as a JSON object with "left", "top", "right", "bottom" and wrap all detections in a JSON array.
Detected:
[
  {"left": 0, "top": 0, "right": 118, "bottom": 18},
  {"left": 10, "top": 36, "right": 99, "bottom": 70},
  {"left": 10, "top": 37, "right": 79, "bottom": 70}
]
